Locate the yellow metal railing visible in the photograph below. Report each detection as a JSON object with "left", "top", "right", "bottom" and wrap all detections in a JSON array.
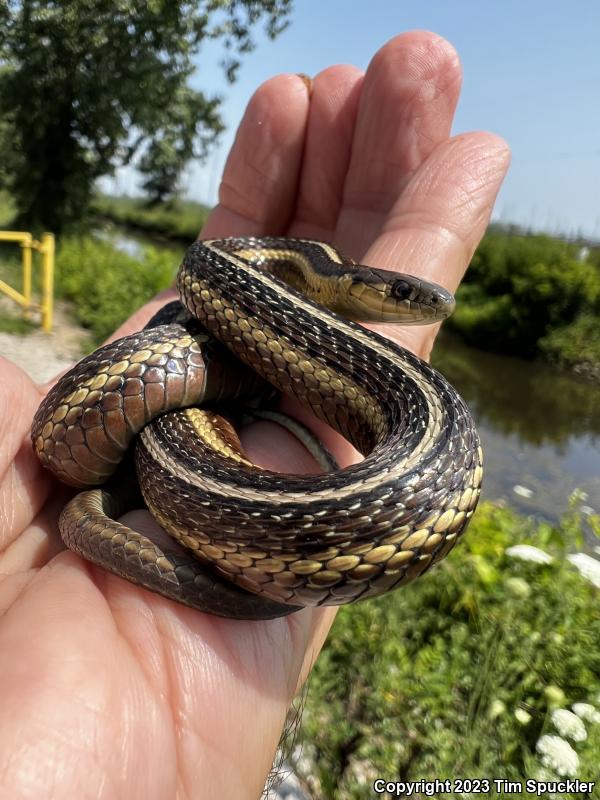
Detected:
[{"left": 0, "top": 231, "right": 55, "bottom": 332}]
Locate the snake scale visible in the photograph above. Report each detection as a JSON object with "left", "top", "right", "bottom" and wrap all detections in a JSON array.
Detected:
[{"left": 31, "top": 238, "right": 482, "bottom": 619}]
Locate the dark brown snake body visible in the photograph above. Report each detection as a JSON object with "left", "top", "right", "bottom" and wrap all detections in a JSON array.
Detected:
[{"left": 32, "top": 238, "right": 482, "bottom": 619}]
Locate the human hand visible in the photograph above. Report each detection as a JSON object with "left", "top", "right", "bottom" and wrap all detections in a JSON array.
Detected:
[{"left": 0, "top": 32, "right": 509, "bottom": 799}]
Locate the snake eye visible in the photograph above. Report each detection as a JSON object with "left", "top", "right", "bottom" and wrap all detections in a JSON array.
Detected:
[{"left": 391, "top": 279, "right": 413, "bottom": 301}]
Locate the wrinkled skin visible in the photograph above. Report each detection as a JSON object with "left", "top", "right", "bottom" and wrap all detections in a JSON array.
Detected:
[{"left": 0, "top": 32, "right": 509, "bottom": 800}]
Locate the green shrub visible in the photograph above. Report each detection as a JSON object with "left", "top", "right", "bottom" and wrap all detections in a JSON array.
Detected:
[
  {"left": 293, "top": 501, "right": 600, "bottom": 799},
  {"left": 540, "top": 314, "right": 600, "bottom": 374},
  {"left": 449, "top": 232, "right": 600, "bottom": 361},
  {"left": 55, "top": 236, "right": 182, "bottom": 343},
  {"left": 0, "top": 190, "right": 16, "bottom": 227}
]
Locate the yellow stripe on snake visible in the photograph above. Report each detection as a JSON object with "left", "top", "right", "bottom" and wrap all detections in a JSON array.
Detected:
[{"left": 31, "top": 238, "right": 482, "bottom": 619}]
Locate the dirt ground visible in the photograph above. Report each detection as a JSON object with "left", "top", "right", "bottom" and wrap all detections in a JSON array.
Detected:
[{"left": 0, "top": 297, "right": 91, "bottom": 384}]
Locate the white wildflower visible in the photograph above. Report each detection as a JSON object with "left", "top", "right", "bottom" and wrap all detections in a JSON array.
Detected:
[
  {"left": 567, "top": 553, "right": 600, "bottom": 588},
  {"left": 580, "top": 505, "right": 595, "bottom": 516},
  {"left": 489, "top": 700, "right": 506, "bottom": 719},
  {"left": 536, "top": 735, "right": 579, "bottom": 777},
  {"left": 505, "top": 545, "right": 553, "bottom": 564},
  {"left": 513, "top": 484, "right": 533, "bottom": 498},
  {"left": 515, "top": 708, "right": 531, "bottom": 725},
  {"left": 570, "top": 489, "right": 588, "bottom": 503},
  {"left": 551, "top": 709, "right": 587, "bottom": 741},
  {"left": 505, "top": 577, "right": 530, "bottom": 597},
  {"left": 572, "top": 703, "right": 600, "bottom": 724},
  {"left": 544, "top": 686, "right": 566, "bottom": 706}
]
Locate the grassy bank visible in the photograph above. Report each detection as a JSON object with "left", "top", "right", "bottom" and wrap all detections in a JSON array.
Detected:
[
  {"left": 93, "top": 194, "right": 210, "bottom": 243},
  {"left": 1, "top": 231, "right": 181, "bottom": 344},
  {"left": 1, "top": 192, "right": 183, "bottom": 343},
  {"left": 448, "top": 230, "right": 600, "bottom": 379},
  {"left": 293, "top": 499, "right": 600, "bottom": 798}
]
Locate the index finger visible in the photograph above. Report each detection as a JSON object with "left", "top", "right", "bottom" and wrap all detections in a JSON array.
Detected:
[{"left": 365, "top": 131, "right": 510, "bottom": 360}]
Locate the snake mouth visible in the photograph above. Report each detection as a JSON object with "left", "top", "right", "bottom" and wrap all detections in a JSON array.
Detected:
[{"left": 417, "top": 286, "right": 456, "bottom": 321}]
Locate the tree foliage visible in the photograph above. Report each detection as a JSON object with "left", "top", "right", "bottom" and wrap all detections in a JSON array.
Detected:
[
  {"left": 137, "top": 85, "right": 223, "bottom": 205},
  {"left": 0, "top": 0, "right": 292, "bottom": 231}
]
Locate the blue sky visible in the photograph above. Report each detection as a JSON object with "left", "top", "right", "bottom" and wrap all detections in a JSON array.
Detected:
[{"left": 108, "top": 1, "right": 600, "bottom": 239}]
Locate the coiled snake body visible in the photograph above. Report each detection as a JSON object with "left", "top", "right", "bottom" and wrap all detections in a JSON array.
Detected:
[{"left": 32, "top": 238, "right": 482, "bottom": 619}]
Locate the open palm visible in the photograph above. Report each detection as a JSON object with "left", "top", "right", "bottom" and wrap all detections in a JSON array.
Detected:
[{"left": 0, "top": 33, "right": 508, "bottom": 800}]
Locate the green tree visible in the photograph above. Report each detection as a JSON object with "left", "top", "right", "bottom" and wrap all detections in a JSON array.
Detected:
[
  {"left": 0, "top": 0, "right": 292, "bottom": 232},
  {"left": 137, "top": 85, "right": 223, "bottom": 205}
]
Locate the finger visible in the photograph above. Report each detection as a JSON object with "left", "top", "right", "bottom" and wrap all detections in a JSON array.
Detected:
[
  {"left": 367, "top": 131, "right": 511, "bottom": 359},
  {"left": 0, "top": 359, "right": 52, "bottom": 552},
  {"left": 271, "top": 132, "right": 510, "bottom": 468},
  {"left": 240, "top": 420, "right": 327, "bottom": 475},
  {"left": 203, "top": 74, "right": 311, "bottom": 238},
  {"left": 337, "top": 31, "right": 463, "bottom": 257},
  {"left": 0, "top": 492, "right": 67, "bottom": 575},
  {"left": 288, "top": 64, "right": 364, "bottom": 240}
]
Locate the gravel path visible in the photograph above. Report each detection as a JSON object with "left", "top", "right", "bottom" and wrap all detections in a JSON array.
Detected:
[{"left": 0, "top": 299, "right": 91, "bottom": 384}]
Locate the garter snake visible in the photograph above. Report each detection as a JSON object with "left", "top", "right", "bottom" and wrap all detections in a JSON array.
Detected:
[{"left": 32, "top": 238, "right": 482, "bottom": 619}]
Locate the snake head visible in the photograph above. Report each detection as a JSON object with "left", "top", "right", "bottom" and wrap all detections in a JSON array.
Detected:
[{"left": 336, "top": 267, "right": 456, "bottom": 323}]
